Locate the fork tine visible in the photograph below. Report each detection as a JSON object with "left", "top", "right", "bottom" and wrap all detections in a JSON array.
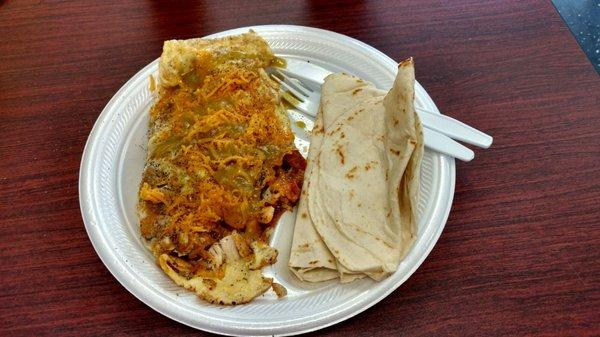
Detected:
[
  {"left": 270, "top": 74, "right": 307, "bottom": 102},
  {"left": 274, "top": 70, "right": 313, "bottom": 96},
  {"left": 284, "top": 97, "right": 313, "bottom": 116}
]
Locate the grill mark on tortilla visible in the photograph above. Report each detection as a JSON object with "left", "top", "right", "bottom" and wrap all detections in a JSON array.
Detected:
[
  {"left": 399, "top": 58, "right": 412, "bottom": 68},
  {"left": 364, "top": 160, "right": 378, "bottom": 171},
  {"left": 328, "top": 125, "right": 342, "bottom": 136},
  {"left": 336, "top": 146, "right": 345, "bottom": 165},
  {"left": 374, "top": 237, "right": 393, "bottom": 249},
  {"left": 354, "top": 227, "right": 393, "bottom": 249},
  {"left": 345, "top": 166, "right": 358, "bottom": 179}
]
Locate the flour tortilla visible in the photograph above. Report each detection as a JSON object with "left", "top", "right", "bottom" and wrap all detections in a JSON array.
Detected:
[{"left": 289, "top": 58, "right": 423, "bottom": 282}]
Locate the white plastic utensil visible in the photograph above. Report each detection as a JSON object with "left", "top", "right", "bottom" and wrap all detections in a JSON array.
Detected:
[
  {"left": 417, "top": 113, "right": 492, "bottom": 149},
  {"left": 423, "top": 128, "right": 474, "bottom": 161}
]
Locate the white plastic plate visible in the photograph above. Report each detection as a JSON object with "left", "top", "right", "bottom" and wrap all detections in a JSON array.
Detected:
[{"left": 79, "top": 25, "right": 455, "bottom": 336}]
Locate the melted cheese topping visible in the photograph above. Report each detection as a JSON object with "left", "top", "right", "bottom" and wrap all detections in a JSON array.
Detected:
[{"left": 138, "top": 32, "right": 304, "bottom": 304}]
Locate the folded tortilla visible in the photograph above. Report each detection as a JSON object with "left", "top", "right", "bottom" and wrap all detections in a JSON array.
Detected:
[{"left": 289, "top": 58, "right": 424, "bottom": 282}]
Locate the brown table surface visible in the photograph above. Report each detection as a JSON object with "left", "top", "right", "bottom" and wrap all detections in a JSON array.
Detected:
[{"left": 1, "top": 0, "right": 599, "bottom": 336}]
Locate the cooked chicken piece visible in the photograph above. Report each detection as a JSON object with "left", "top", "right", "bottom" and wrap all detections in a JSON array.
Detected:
[{"left": 158, "top": 232, "right": 278, "bottom": 305}]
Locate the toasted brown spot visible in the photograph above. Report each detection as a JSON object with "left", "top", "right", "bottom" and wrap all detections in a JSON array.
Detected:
[
  {"left": 357, "top": 203, "right": 362, "bottom": 207},
  {"left": 327, "top": 124, "right": 343, "bottom": 136},
  {"left": 399, "top": 57, "right": 413, "bottom": 68},
  {"left": 309, "top": 260, "right": 318, "bottom": 265},
  {"left": 340, "top": 132, "right": 345, "bottom": 139},
  {"left": 327, "top": 259, "right": 333, "bottom": 263},
  {"left": 393, "top": 118, "right": 399, "bottom": 126},
  {"left": 365, "top": 160, "right": 378, "bottom": 171},
  {"left": 390, "top": 148, "right": 400, "bottom": 156},
  {"left": 347, "top": 115, "right": 355, "bottom": 121},
  {"left": 301, "top": 212, "right": 308, "bottom": 219},
  {"left": 337, "top": 146, "right": 345, "bottom": 165},
  {"left": 202, "top": 279, "right": 216, "bottom": 290},
  {"left": 410, "top": 139, "right": 416, "bottom": 145},
  {"left": 300, "top": 243, "right": 309, "bottom": 248},
  {"left": 352, "top": 88, "right": 362, "bottom": 95},
  {"left": 349, "top": 190, "right": 355, "bottom": 198},
  {"left": 345, "top": 166, "right": 358, "bottom": 179}
]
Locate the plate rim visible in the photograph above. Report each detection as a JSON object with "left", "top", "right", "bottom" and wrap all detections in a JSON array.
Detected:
[{"left": 79, "top": 24, "right": 455, "bottom": 336}]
